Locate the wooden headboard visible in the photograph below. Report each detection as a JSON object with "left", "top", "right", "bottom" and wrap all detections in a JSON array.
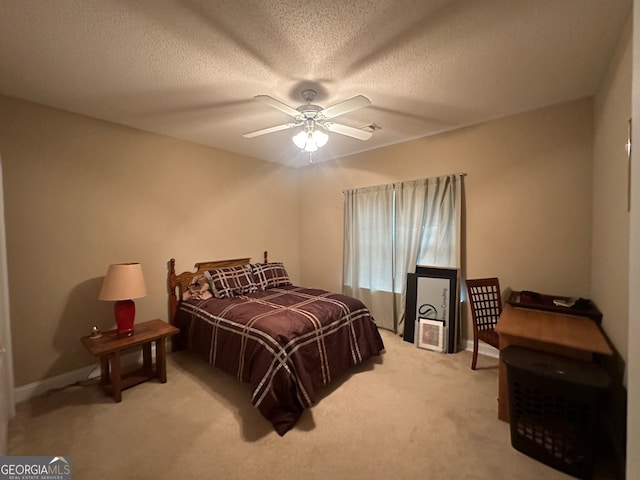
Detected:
[{"left": 167, "top": 251, "right": 268, "bottom": 322}]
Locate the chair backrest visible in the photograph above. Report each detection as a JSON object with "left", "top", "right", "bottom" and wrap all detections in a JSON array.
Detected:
[{"left": 466, "top": 278, "right": 502, "bottom": 332}]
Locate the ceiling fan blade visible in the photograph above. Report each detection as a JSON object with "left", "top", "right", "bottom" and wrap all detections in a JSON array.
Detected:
[
  {"left": 323, "top": 122, "right": 372, "bottom": 141},
  {"left": 242, "top": 122, "right": 301, "bottom": 138},
  {"left": 318, "top": 95, "right": 371, "bottom": 120},
  {"left": 254, "top": 95, "right": 301, "bottom": 118}
]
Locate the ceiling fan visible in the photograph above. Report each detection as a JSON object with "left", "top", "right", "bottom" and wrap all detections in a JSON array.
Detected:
[{"left": 243, "top": 89, "right": 373, "bottom": 152}]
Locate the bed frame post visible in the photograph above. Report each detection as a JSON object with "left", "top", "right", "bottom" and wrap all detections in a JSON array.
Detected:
[
  {"left": 168, "top": 258, "right": 178, "bottom": 324},
  {"left": 264, "top": 250, "right": 268, "bottom": 264}
]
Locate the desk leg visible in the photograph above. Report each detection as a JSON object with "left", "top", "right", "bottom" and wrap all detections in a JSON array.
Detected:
[
  {"left": 99, "top": 355, "right": 110, "bottom": 387},
  {"left": 157, "top": 337, "right": 167, "bottom": 383},
  {"left": 142, "top": 342, "right": 152, "bottom": 376},
  {"left": 111, "top": 351, "right": 122, "bottom": 403}
]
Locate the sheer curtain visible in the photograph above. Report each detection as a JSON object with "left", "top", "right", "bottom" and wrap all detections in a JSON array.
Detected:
[
  {"left": 395, "top": 175, "right": 462, "bottom": 334},
  {"left": 343, "top": 174, "right": 462, "bottom": 333},
  {"left": 343, "top": 184, "right": 396, "bottom": 330}
]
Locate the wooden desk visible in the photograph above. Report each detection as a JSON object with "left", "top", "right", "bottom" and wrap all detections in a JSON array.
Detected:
[{"left": 495, "top": 304, "right": 612, "bottom": 421}]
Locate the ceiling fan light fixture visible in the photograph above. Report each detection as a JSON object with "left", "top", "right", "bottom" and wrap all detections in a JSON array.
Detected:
[
  {"left": 312, "top": 129, "right": 328, "bottom": 148},
  {"left": 304, "top": 139, "right": 319, "bottom": 152},
  {"left": 292, "top": 130, "right": 308, "bottom": 149},
  {"left": 292, "top": 127, "right": 327, "bottom": 152}
]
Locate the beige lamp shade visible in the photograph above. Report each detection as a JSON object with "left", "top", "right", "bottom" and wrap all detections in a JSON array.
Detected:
[{"left": 98, "top": 263, "right": 147, "bottom": 301}]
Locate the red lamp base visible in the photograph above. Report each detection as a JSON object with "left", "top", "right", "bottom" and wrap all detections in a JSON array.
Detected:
[{"left": 114, "top": 299, "right": 135, "bottom": 336}]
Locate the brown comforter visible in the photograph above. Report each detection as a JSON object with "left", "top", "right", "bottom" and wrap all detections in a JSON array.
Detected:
[{"left": 174, "top": 285, "right": 385, "bottom": 435}]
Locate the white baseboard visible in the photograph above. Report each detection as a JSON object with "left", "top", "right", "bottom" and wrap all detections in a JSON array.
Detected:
[
  {"left": 14, "top": 347, "right": 153, "bottom": 405},
  {"left": 461, "top": 339, "right": 500, "bottom": 359},
  {"left": 14, "top": 364, "right": 99, "bottom": 404}
]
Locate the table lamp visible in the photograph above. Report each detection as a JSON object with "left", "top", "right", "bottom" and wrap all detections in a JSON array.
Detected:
[{"left": 98, "top": 263, "right": 147, "bottom": 336}]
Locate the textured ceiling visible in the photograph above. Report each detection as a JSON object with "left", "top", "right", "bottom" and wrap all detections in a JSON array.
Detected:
[{"left": 0, "top": 0, "right": 631, "bottom": 167}]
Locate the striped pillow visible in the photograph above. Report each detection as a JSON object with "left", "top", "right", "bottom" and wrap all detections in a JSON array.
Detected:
[
  {"left": 208, "top": 265, "right": 258, "bottom": 298},
  {"left": 251, "top": 262, "right": 292, "bottom": 290}
]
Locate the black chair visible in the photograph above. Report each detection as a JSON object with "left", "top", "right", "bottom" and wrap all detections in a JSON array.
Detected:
[{"left": 466, "top": 278, "right": 502, "bottom": 370}]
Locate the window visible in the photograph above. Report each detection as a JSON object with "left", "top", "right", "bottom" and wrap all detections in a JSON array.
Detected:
[{"left": 343, "top": 174, "right": 462, "bottom": 332}]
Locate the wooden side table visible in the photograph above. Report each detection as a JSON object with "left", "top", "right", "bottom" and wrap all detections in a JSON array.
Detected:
[{"left": 81, "top": 319, "right": 179, "bottom": 402}]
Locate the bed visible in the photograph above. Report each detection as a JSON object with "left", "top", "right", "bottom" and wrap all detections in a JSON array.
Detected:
[{"left": 167, "top": 252, "right": 385, "bottom": 435}]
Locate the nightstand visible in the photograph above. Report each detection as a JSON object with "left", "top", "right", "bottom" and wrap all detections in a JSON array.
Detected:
[{"left": 81, "top": 319, "right": 179, "bottom": 402}]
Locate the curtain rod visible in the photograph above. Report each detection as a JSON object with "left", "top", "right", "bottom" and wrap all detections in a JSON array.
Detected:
[{"left": 342, "top": 172, "right": 467, "bottom": 194}]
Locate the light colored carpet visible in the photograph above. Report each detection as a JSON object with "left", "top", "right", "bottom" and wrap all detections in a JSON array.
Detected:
[{"left": 8, "top": 330, "right": 619, "bottom": 479}]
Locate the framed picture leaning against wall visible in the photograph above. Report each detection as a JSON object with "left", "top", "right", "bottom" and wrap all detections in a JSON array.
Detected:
[{"left": 404, "top": 265, "right": 460, "bottom": 353}]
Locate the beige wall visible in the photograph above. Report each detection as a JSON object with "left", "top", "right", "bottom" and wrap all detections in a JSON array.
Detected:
[
  {"left": 298, "top": 98, "right": 594, "bottom": 341},
  {"left": 592, "top": 16, "right": 632, "bottom": 472},
  {"left": 627, "top": 1, "right": 639, "bottom": 474},
  {"left": 593, "top": 15, "right": 632, "bottom": 371},
  {"left": 0, "top": 94, "right": 300, "bottom": 387},
  {"left": 0, "top": 89, "right": 618, "bottom": 390}
]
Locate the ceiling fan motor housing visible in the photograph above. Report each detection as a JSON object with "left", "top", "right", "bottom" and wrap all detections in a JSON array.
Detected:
[{"left": 297, "top": 104, "right": 322, "bottom": 120}]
